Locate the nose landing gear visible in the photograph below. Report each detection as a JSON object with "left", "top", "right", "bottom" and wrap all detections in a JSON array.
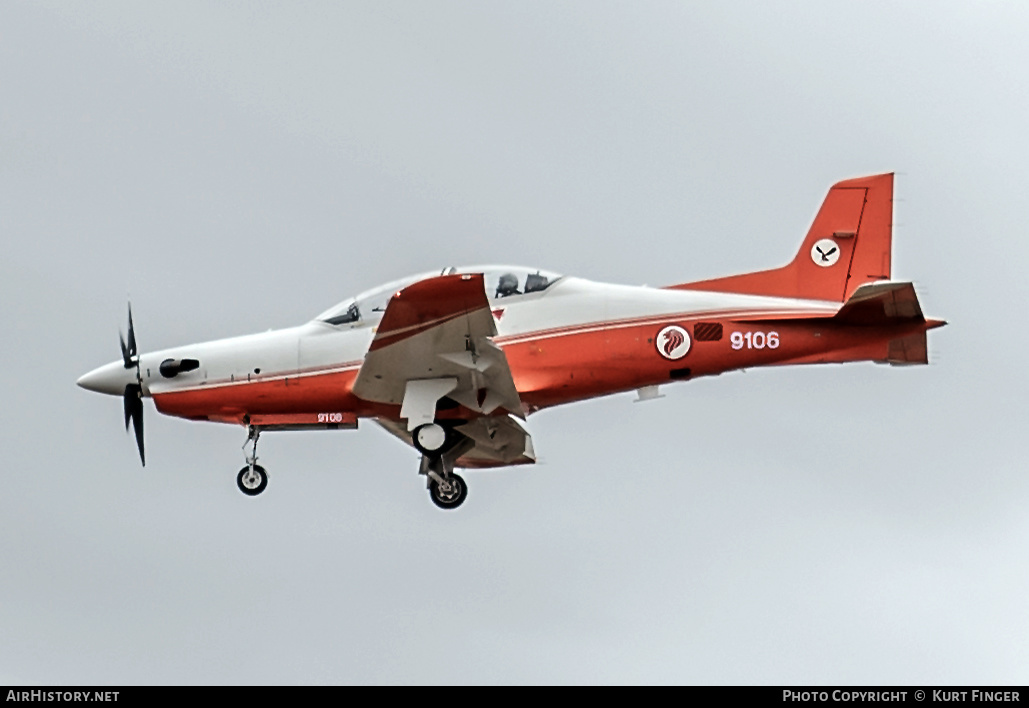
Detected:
[{"left": 237, "top": 425, "right": 268, "bottom": 496}]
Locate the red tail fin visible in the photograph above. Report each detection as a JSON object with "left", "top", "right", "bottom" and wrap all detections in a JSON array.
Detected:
[{"left": 669, "top": 173, "right": 894, "bottom": 302}]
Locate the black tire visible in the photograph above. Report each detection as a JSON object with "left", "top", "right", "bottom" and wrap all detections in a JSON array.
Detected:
[
  {"left": 237, "top": 465, "right": 268, "bottom": 496},
  {"left": 412, "top": 423, "right": 448, "bottom": 455},
  {"left": 429, "top": 472, "right": 467, "bottom": 510}
]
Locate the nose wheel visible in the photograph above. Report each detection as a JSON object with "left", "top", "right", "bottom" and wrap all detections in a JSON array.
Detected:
[
  {"left": 237, "top": 425, "right": 268, "bottom": 496},
  {"left": 237, "top": 465, "right": 268, "bottom": 496}
]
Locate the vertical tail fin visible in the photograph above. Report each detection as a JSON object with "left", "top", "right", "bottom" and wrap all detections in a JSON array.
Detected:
[{"left": 669, "top": 173, "right": 894, "bottom": 302}]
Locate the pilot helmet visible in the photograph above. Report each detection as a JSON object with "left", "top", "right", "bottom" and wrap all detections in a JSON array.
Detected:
[{"left": 496, "top": 273, "right": 520, "bottom": 297}]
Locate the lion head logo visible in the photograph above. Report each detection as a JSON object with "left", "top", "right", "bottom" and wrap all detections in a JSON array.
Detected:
[{"left": 656, "top": 325, "right": 691, "bottom": 360}]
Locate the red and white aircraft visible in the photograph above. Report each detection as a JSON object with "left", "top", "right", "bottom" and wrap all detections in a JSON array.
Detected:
[{"left": 79, "top": 173, "right": 944, "bottom": 509}]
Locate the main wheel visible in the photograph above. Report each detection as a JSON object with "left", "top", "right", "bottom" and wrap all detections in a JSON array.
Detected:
[
  {"left": 429, "top": 472, "right": 467, "bottom": 510},
  {"left": 237, "top": 465, "right": 268, "bottom": 496},
  {"left": 413, "top": 423, "right": 448, "bottom": 455}
]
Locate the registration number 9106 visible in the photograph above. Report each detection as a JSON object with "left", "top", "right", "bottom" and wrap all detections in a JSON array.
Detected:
[{"left": 730, "top": 331, "right": 780, "bottom": 350}]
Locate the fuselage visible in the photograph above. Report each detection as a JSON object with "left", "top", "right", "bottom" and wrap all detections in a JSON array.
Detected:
[
  {"left": 77, "top": 272, "right": 929, "bottom": 428},
  {"left": 76, "top": 175, "right": 947, "bottom": 505}
]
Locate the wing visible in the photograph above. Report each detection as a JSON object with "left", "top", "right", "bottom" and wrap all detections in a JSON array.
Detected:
[{"left": 352, "top": 273, "right": 525, "bottom": 431}]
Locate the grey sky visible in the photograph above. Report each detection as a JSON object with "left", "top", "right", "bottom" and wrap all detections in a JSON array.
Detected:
[{"left": 1, "top": 1, "right": 1026, "bottom": 684}]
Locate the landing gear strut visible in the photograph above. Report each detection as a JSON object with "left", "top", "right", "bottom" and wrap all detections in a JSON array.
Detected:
[{"left": 237, "top": 425, "right": 268, "bottom": 496}]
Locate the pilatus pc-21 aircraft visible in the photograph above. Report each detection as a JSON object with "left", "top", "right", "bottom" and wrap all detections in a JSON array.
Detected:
[{"left": 79, "top": 173, "right": 944, "bottom": 509}]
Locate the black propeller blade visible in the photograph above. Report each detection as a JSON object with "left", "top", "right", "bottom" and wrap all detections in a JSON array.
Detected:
[
  {"left": 119, "top": 304, "right": 145, "bottom": 466},
  {"left": 123, "top": 383, "right": 145, "bottom": 466},
  {"left": 120, "top": 304, "right": 137, "bottom": 369}
]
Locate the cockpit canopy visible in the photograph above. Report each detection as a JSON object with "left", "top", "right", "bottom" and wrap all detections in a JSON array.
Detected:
[{"left": 315, "top": 265, "right": 563, "bottom": 327}]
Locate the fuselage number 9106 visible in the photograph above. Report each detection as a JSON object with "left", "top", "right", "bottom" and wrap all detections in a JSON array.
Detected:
[
  {"left": 730, "top": 331, "right": 780, "bottom": 350},
  {"left": 318, "top": 413, "right": 345, "bottom": 423}
]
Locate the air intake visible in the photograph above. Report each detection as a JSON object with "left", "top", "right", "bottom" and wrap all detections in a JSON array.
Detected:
[{"left": 159, "top": 358, "right": 200, "bottom": 378}]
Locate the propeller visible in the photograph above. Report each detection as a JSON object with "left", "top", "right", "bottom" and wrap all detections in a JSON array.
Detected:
[
  {"left": 119, "top": 304, "right": 146, "bottom": 466},
  {"left": 120, "top": 305, "right": 137, "bottom": 369},
  {"left": 124, "top": 383, "right": 145, "bottom": 466}
]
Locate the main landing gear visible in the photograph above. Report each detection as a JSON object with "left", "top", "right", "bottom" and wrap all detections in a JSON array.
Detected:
[
  {"left": 417, "top": 423, "right": 472, "bottom": 510},
  {"left": 237, "top": 426, "right": 268, "bottom": 496}
]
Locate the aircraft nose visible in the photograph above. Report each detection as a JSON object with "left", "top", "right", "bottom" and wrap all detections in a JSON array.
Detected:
[{"left": 77, "top": 360, "right": 135, "bottom": 396}]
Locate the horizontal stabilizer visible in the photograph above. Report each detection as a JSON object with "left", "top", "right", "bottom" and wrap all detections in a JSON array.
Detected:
[{"left": 833, "top": 281, "right": 924, "bottom": 325}]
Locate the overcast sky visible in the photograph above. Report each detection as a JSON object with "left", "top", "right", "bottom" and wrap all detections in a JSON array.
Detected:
[{"left": 2, "top": 1, "right": 1027, "bottom": 685}]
